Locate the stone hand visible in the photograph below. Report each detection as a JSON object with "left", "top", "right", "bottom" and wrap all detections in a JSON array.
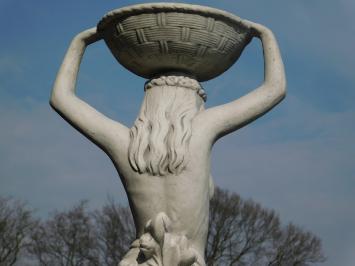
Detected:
[
  {"left": 74, "top": 27, "right": 103, "bottom": 45},
  {"left": 242, "top": 19, "right": 271, "bottom": 38}
]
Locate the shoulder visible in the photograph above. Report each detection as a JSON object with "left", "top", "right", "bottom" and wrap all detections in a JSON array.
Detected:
[{"left": 191, "top": 109, "right": 220, "bottom": 147}]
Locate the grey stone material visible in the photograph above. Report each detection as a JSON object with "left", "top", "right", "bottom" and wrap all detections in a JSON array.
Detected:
[
  {"left": 97, "top": 3, "right": 252, "bottom": 81},
  {"left": 50, "top": 3, "right": 286, "bottom": 265}
]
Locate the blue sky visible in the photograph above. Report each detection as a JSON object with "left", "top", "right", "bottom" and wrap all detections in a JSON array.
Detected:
[{"left": 1, "top": 0, "right": 354, "bottom": 265}]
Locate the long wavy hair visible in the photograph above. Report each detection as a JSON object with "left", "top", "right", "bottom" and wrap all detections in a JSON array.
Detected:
[{"left": 128, "top": 75, "right": 206, "bottom": 176}]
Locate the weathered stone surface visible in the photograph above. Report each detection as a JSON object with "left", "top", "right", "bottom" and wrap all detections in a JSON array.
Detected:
[
  {"left": 97, "top": 3, "right": 252, "bottom": 81},
  {"left": 50, "top": 3, "right": 286, "bottom": 265}
]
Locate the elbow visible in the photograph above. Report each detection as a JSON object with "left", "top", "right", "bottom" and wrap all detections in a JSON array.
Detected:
[
  {"left": 278, "top": 79, "right": 287, "bottom": 101},
  {"left": 268, "top": 75, "right": 287, "bottom": 102},
  {"left": 280, "top": 77, "right": 287, "bottom": 99},
  {"left": 49, "top": 89, "right": 73, "bottom": 112},
  {"left": 261, "top": 79, "right": 286, "bottom": 106},
  {"left": 49, "top": 98, "right": 60, "bottom": 113},
  {"left": 49, "top": 89, "right": 63, "bottom": 110},
  {"left": 49, "top": 92, "right": 58, "bottom": 110},
  {"left": 273, "top": 67, "right": 287, "bottom": 99},
  {"left": 272, "top": 81, "right": 286, "bottom": 104}
]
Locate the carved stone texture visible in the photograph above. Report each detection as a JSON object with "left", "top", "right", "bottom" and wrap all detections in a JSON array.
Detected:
[
  {"left": 51, "top": 3, "right": 286, "bottom": 266},
  {"left": 119, "top": 212, "right": 204, "bottom": 266},
  {"left": 97, "top": 3, "right": 252, "bottom": 81}
]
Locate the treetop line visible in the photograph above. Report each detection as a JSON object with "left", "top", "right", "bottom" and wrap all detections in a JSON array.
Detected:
[{"left": 0, "top": 188, "right": 325, "bottom": 266}]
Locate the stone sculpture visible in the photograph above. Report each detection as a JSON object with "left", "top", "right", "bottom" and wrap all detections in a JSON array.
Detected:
[{"left": 50, "top": 3, "right": 286, "bottom": 266}]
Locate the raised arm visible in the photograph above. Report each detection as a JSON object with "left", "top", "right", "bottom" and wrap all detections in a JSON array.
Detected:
[
  {"left": 50, "top": 28, "right": 130, "bottom": 155},
  {"left": 195, "top": 21, "right": 286, "bottom": 144}
]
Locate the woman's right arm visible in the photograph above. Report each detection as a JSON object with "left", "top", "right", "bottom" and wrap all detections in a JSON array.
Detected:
[{"left": 50, "top": 28, "right": 130, "bottom": 155}]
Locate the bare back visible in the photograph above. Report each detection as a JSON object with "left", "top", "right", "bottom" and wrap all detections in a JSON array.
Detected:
[
  {"left": 109, "top": 110, "right": 213, "bottom": 254},
  {"left": 50, "top": 20, "right": 286, "bottom": 265}
]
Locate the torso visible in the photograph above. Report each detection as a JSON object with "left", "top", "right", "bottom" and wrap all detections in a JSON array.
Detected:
[{"left": 110, "top": 128, "right": 213, "bottom": 254}]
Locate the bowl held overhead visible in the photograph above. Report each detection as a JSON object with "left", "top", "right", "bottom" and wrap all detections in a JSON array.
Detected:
[{"left": 97, "top": 3, "right": 252, "bottom": 81}]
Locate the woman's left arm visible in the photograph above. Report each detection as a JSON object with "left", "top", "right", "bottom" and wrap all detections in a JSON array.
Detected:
[{"left": 194, "top": 21, "right": 286, "bottom": 145}]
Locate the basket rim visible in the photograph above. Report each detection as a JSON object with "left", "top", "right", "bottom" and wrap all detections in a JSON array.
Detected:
[{"left": 97, "top": 2, "right": 248, "bottom": 31}]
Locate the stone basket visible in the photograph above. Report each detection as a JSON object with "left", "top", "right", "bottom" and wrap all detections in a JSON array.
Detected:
[{"left": 97, "top": 3, "right": 252, "bottom": 81}]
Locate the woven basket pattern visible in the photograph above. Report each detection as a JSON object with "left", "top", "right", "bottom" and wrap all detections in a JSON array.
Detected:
[{"left": 103, "top": 11, "right": 251, "bottom": 81}]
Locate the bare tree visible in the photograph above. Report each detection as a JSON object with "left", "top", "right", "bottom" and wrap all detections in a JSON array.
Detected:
[
  {"left": 25, "top": 188, "right": 324, "bottom": 266},
  {"left": 27, "top": 201, "right": 100, "bottom": 266},
  {"left": 0, "top": 197, "right": 36, "bottom": 266},
  {"left": 93, "top": 198, "right": 135, "bottom": 266},
  {"left": 206, "top": 188, "right": 325, "bottom": 266},
  {"left": 27, "top": 199, "right": 135, "bottom": 266},
  {"left": 267, "top": 223, "right": 325, "bottom": 266},
  {"left": 206, "top": 188, "right": 280, "bottom": 266}
]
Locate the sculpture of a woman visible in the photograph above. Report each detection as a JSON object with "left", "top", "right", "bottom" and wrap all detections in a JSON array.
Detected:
[{"left": 50, "top": 7, "right": 285, "bottom": 265}]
